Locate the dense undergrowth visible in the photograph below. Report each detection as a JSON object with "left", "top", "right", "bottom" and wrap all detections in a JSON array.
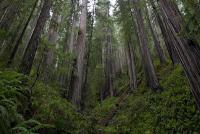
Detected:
[
  {"left": 1, "top": 63, "right": 200, "bottom": 134},
  {"left": 99, "top": 64, "right": 200, "bottom": 133}
]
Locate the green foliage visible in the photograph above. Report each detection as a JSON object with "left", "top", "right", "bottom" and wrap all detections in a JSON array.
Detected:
[
  {"left": 84, "top": 64, "right": 104, "bottom": 110},
  {"left": 0, "top": 71, "right": 52, "bottom": 134},
  {"left": 102, "top": 65, "right": 200, "bottom": 133},
  {"left": 32, "top": 82, "right": 93, "bottom": 133}
]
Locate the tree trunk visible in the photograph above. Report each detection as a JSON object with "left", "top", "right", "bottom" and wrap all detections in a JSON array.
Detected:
[
  {"left": 126, "top": 41, "right": 137, "bottom": 90},
  {"left": 149, "top": 0, "right": 179, "bottom": 65},
  {"left": 7, "top": 0, "right": 39, "bottom": 65},
  {"left": 71, "top": 0, "right": 88, "bottom": 109},
  {"left": 101, "top": 2, "right": 115, "bottom": 100},
  {"left": 132, "top": 0, "right": 160, "bottom": 91},
  {"left": 19, "top": 0, "right": 52, "bottom": 75},
  {"left": 158, "top": 0, "right": 200, "bottom": 110},
  {"left": 145, "top": 5, "right": 166, "bottom": 64},
  {"left": 43, "top": 10, "right": 61, "bottom": 83}
]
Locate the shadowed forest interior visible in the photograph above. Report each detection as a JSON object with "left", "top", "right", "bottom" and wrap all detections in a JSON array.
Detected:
[{"left": 0, "top": 0, "right": 200, "bottom": 133}]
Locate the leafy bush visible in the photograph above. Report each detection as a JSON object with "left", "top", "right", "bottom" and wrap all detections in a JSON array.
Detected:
[
  {"left": 32, "top": 82, "right": 93, "bottom": 133},
  {"left": 0, "top": 71, "right": 51, "bottom": 134},
  {"left": 105, "top": 65, "right": 200, "bottom": 133}
]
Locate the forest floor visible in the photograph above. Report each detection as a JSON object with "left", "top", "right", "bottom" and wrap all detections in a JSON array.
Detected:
[{"left": 1, "top": 61, "right": 200, "bottom": 133}]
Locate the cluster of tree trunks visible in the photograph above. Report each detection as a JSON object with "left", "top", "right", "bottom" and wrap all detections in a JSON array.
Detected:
[
  {"left": 131, "top": 0, "right": 160, "bottom": 91},
  {"left": 7, "top": 0, "right": 39, "bottom": 65},
  {"left": 157, "top": 0, "right": 200, "bottom": 109},
  {"left": 145, "top": 4, "right": 166, "bottom": 64},
  {"left": 19, "top": 0, "right": 52, "bottom": 75},
  {"left": 149, "top": 0, "right": 179, "bottom": 65}
]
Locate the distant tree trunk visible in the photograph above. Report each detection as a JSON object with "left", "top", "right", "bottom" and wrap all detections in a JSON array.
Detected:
[
  {"left": 7, "top": 0, "right": 39, "bottom": 65},
  {"left": 82, "top": 0, "right": 96, "bottom": 102},
  {"left": 71, "top": 0, "right": 88, "bottom": 109},
  {"left": 158, "top": 0, "right": 200, "bottom": 110},
  {"left": 126, "top": 41, "right": 137, "bottom": 90},
  {"left": 19, "top": 0, "right": 52, "bottom": 75},
  {"left": 0, "top": 0, "right": 21, "bottom": 31},
  {"left": 145, "top": 5, "right": 166, "bottom": 64},
  {"left": 149, "top": 0, "right": 179, "bottom": 65},
  {"left": 105, "top": 28, "right": 114, "bottom": 97},
  {"left": 101, "top": 2, "right": 115, "bottom": 100},
  {"left": 132, "top": 0, "right": 160, "bottom": 91},
  {"left": 43, "top": 10, "right": 61, "bottom": 83}
]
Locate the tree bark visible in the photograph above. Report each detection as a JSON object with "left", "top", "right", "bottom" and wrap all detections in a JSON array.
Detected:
[
  {"left": 7, "top": 0, "right": 39, "bottom": 65},
  {"left": 43, "top": 10, "right": 61, "bottom": 83},
  {"left": 126, "top": 41, "right": 137, "bottom": 90},
  {"left": 149, "top": 0, "right": 179, "bottom": 65},
  {"left": 158, "top": 0, "right": 200, "bottom": 110},
  {"left": 71, "top": 0, "right": 88, "bottom": 109},
  {"left": 101, "top": 1, "right": 115, "bottom": 99},
  {"left": 145, "top": 5, "right": 166, "bottom": 64},
  {"left": 19, "top": 0, "right": 52, "bottom": 75},
  {"left": 132, "top": 0, "right": 160, "bottom": 91}
]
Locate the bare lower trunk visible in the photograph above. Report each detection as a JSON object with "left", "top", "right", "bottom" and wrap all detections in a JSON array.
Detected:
[
  {"left": 159, "top": 0, "right": 200, "bottom": 110},
  {"left": 43, "top": 11, "right": 61, "bottom": 83},
  {"left": 126, "top": 42, "right": 137, "bottom": 90},
  {"left": 71, "top": 0, "right": 88, "bottom": 109},
  {"left": 132, "top": 0, "right": 160, "bottom": 91},
  {"left": 19, "top": 0, "right": 52, "bottom": 75},
  {"left": 101, "top": 2, "right": 114, "bottom": 99}
]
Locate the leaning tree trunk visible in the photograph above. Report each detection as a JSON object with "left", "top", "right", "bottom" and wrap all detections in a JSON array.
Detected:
[
  {"left": 132, "top": 0, "right": 160, "bottom": 91},
  {"left": 149, "top": 0, "right": 179, "bottom": 65},
  {"left": 7, "top": 0, "right": 39, "bottom": 65},
  {"left": 159, "top": 0, "right": 200, "bottom": 110},
  {"left": 71, "top": 0, "right": 88, "bottom": 109},
  {"left": 145, "top": 5, "right": 166, "bottom": 64},
  {"left": 19, "top": 0, "right": 52, "bottom": 75}
]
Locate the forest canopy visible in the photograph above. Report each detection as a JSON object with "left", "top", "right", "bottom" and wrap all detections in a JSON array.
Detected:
[{"left": 0, "top": 0, "right": 200, "bottom": 133}]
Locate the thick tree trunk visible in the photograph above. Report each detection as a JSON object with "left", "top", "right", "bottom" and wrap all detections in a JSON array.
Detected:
[
  {"left": 43, "top": 11, "right": 61, "bottom": 83},
  {"left": 158, "top": 0, "right": 200, "bottom": 110},
  {"left": 145, "top": 5, "right": 166, "bottom": 64},
  {"left": 19, "top": 0, "right": 52, "bottom": 75},
  {"left": 149, "top": 0, "right": 179, "bottom": 65},
  {"left": 101, "top": 2, "right": 115, "bottom": 100},
  {"left": 132, "top": 0, "right": 160, "bottom": 91},
  {"left": 126, "top": 41, "right": 137, "bottom": 90},
  {"left": 7, "top": 0, "right": 39, "bottom": 65},
  {"left": 71, "top": 0, "right": 88, "bottom": 109}
]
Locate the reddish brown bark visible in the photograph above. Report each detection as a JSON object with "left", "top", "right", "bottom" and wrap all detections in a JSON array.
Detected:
[
  {"left": 159, "top": 0, "right": 200, "bottom": 109},
  {"left": 71, "top": 0, "right": 88, "bottom": 109},
  {"left": 132, "top": 0, "right": 160, "bottom": 91}
]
